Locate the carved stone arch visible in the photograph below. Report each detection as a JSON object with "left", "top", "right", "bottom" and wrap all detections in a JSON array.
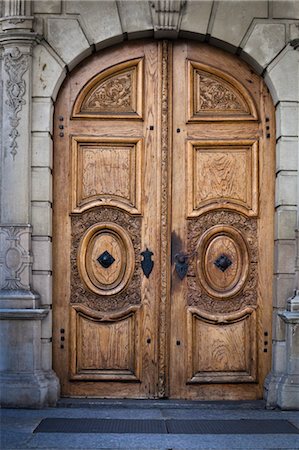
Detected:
[
  {"left": 187, "top": 60, "right": 259, "bottom": 121},
  {"left": 72, "top": 58, "right": 144, "bottom": 119}
]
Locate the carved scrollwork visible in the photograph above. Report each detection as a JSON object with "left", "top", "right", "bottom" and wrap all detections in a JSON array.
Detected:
[
  {"left": 4, "top": 47, "right": 29, "bottom": 159},
  {"left": 71, "top": 208, "right": 141, "bottom": 312},
  {"left": 82, "top": 71, "right": 133, "bottom": 112},
  {"left": 0, "top": 225, "right": 32, "bottom": 290},
  {"left": 188, "top": 60, "right": 258, "bottom": 122},
  {"left": 72, "top": 58, "right": 143, "bottom": 119},
  {"left": 197, "top": 72, "right": 246, "bottom": 112},
  {"left": 187, "top": 211, "right": 258, "bottom": 314}
]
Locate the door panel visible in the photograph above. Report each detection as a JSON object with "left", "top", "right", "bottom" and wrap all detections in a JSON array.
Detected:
[
  {"left": 169, "top": 41, "right": 274, "bottom": 400},
  {"left": 53, "top": 40, "right": 274, "bottom": 400},
  {"left": 53, "top": 41, "right": 161, "bottom": 398}
]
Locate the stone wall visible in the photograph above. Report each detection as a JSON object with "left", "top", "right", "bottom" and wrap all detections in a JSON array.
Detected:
[{"left": 0, "top": 0, "right": 298, "bottom": 408}]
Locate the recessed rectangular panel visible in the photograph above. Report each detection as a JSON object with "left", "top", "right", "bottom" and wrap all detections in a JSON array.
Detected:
[
  {"left": 187, "top": 310, "right": 257, "bottom": 383},
  {"left": 71, "top": 137, "right": 142, "bottom": 214},
  {"left": 80, "top": 145, "right": 133, "bottom": 203},
  {"left": 70, "top": 306, "right": 140, "bottom": 381},
  {"left": 187, "top": 140, "right": 258, "bottom": 217}
]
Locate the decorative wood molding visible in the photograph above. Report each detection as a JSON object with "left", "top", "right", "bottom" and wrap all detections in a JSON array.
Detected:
[
  {"left": 187, "top": 211, "right": 258, "bottom": 315},
  {"left": 187, "top": 140, "right": 259, "bottom": 217},
  {"left": 158, "top": 40, "right": 171, "bottom": 398},
  {"left": 70, "top": 304, "right": 141, "bottom": 381},
  {"left": 187, "top": 61, "right": 258, "bottom": 122},
  {"left": 71, "top": 136, "right": 143, "bottom": 215},
  {"left": 187, "top": 305, "right": 257, "bottom": 326},
  {"left": 3, "top": 47, "right": 29, "bottom": 159},
  {"left": 77, "top": 222, "right": 135, "bottom": 297},
  {"left": 196, "top": 225, "right": 250, "bottom": 300},
  {"left": 187, "top": 306, "right": 257, "bottom": 383},
  {"left": 0, "top": 225, "right": 32, "bottom": 290},
  {"left": 72, "top": 58, "right": 144, "bottom": 120},
  {"left": 71, "top": 208, "right": 142, "bottom": 313}
]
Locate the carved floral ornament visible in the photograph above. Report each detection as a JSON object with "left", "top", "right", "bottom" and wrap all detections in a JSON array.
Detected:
[
  {"left": 188, "top": 60, "right": 258, "bottom": 121},
  {"left": 4, "top": 47, "right": 29, "bottom": 159},
  {"left": 72, "top": 58, "right": 144, "bottom": 119}
]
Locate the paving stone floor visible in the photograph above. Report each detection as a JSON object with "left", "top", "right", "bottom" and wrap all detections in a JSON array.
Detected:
[{"left": 1, "top": 400, "right": 299, "bottom": 449}]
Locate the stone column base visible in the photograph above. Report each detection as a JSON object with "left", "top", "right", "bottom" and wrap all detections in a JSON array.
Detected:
[
  {"left": 277, "top": 375, "right": 299, "bottom": 410},
  {"left": 264, "top": 372, "right": 284, "bottom": 409},
  {"left": 0, "top": 370, "right": 60, "bottom": 408},
  {"left": 0, "top": 307, "right": 60, "bottom": 408}
]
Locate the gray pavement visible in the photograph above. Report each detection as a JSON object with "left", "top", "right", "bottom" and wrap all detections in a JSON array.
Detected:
[{"left": 1, "top": 400, "right": 299, "bottom": 450}]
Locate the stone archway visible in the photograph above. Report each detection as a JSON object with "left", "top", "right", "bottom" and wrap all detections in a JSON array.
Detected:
[{"left": 0, "top": 0, "right": 298, "bottom": 408}]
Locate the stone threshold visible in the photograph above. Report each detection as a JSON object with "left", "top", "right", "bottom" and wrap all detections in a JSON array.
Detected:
[{"left": 57, "top": 398, "right": 267, "bottom": 410}]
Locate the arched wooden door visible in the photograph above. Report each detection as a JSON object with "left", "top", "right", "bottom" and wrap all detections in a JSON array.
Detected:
[{"left": 53, "top": 40, "right": 274, "bottom": 400}]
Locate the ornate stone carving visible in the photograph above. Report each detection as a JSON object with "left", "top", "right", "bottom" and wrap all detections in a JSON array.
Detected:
[
  {"left": 82, "top": 71, "right": 133, "bottom": 113},
  {"left": 0, "top": 225, "right": 32, "bottom": 290},
  {"left": 187, "top": 211, "right": 258, "bottom": 314},
  {"left": 1, "top": 0, "right": 33, "bottom": 31},
  {"left": 4, "top": 47, "right": 29, "bottom": 159},
  {"left": 71, "top": 208, "right": 141, "bottom": 312},
  {"left": 150, "top": 1, "right": 186, "bottom": 36},
  {"left": 196, "top": 71, "right": 246, "bottom": 112},
  {"left": 158, "top": 40, "right": 170, "bottom": 397}
]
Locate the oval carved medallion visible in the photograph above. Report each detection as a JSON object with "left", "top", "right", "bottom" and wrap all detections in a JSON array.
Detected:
[
  {"left": 78, "top": 222, "right": 135, "bottom": 296},
  {"left": 196, "top": 225, "right": 249, "bottom": 299}
]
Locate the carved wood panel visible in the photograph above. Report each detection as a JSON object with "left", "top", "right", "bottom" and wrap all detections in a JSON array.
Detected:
[
  {"left": 72, "top": 58, "right": 143, "bottom": 119},
  {"left": 187, "top": 141, "right": 259, "bottom": 217},
  {"left": 71, "top": 137, "right": 142, "bottom": 214},
  {"left": 70, "top": 304, "right": 140, "bottom": 381},
  {"left": 71, "top": 208, "right": 142, "bottom": 313},
  {"left": 187, "top": 60, "right": 258, "bottom": 122},
  {"left": 187, "top": 211, "right": 258, "bottom": 314},
  {"left": 187, "top": 307, "right": 257, "bottom": 383},
  {"left": 77, "top": 222, "right": 135, "bottom": 296}
]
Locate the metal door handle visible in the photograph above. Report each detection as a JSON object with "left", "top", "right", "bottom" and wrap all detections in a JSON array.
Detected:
[
  {"left": 141, "top": 248, "right": 154, "bottom": 278},
  {"left": 174, "top": 251, "right": 197, "bottom": 280}
]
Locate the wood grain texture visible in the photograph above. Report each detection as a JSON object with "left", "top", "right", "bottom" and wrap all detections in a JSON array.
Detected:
[
  {"left": 70, "top": 304, "right": 140, "bottom": 381},
  {"left": 187, "top": 307, "right": 257, "bottom": 383},
  {"left": 53, "top": 39, "right": 274, "bottom": 400},
  {"left": 71, "top": 136, "right": 143, "bottom": 214},
  {"left": 187, "top": 140, "right": 258, "bottom": 217},
  {"left": 169, "top": 40, "right": 274, "bottom": 400},
  {"left": 77, "top": 222, "right": 135, "bottom": 296},
  {"left": 53, "top": 41, "right": 160, "bottom": 398}
]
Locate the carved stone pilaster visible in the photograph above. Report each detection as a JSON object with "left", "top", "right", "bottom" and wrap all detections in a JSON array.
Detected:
[
  {"left": 0, "top": 1, "right": 59, "bottom": 407},
  {"left": 0, "top": 224, "right": 32, "bottom": 290},
  {"left": 150, "top": 0, "right": 186, "bottom": 38},
  {"left": 3, "top": 47, "right": 29, "bottom": 159},
  {"left": 0, "top": 0, "right": 33, "bottom": 31}
]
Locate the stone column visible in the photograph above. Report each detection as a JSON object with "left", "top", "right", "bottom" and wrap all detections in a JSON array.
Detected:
[
  {"left": 265, "top": 39, "right": 299, "bottom": 410},
  {"left": 275, "top": 39, "right": 299, "bottom": 410},
  {"left": 0, "top": 0, "right": 59, "bottom": 407}
]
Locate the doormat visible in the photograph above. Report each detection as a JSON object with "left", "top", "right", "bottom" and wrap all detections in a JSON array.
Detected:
[{"left": 34, "top": 419, "right": 299, "bottom": 434}]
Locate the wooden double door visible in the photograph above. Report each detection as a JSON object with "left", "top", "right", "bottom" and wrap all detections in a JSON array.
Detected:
[{"left": 53, "top": 40, "right": 274, "bottom": 399}]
